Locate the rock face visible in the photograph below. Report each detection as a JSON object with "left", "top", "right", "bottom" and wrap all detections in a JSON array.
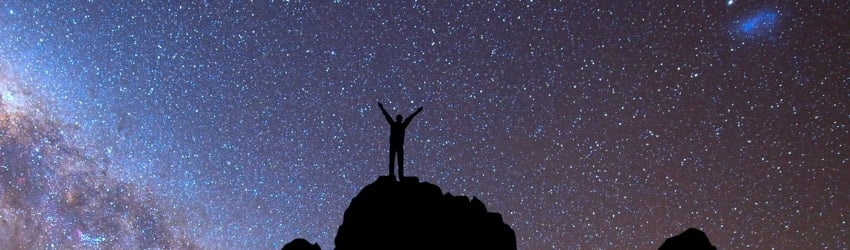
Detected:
[
  {"left": 658, "top": 228, "right": 716, "bottom": 250},
  {"left": 334, "top": 176, "right": 516, "bottom": 250},
  {"left": 281, "top": 238, "right": 321, "bottom": 250}
]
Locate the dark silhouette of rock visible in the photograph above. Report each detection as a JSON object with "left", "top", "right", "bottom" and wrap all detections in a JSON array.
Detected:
[
  {"left": 658, "top": 228, "right": 716, "bottom": 250},
  {"left": 281, "top": 238, "right": 321, "bottom": 250},
  {"left": 334, "top": 175, "right": 516, "bottom": 250}
]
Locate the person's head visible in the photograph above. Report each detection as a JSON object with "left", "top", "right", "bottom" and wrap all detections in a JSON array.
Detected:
[{"left": 396, "top": 114, "right": 403, "bottom": 122}]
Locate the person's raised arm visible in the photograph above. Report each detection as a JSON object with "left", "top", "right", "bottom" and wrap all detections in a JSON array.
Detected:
[
  {"left": 378, "top": 102, "right": 393, "bottom": 123},
  {"left": 403, "top": 106, "right": 423, "bottom": 125}
]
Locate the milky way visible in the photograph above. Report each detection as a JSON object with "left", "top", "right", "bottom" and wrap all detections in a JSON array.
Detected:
[
  {"left": 1, "top": 1, "right": 848, "bottom": 249},
  {"left": 1, "top": 64, "right": 194, "bottom": 248}
]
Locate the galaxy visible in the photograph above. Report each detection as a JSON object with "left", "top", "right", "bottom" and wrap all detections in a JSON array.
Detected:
[
  {"left": 0, "top": 1, "right": 848, "bottom": 249},
  {"left": 737, "top": 10, "right": 779, "bottom": 36}
]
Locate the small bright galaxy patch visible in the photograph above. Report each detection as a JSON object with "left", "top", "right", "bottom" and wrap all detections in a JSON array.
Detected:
[{"left": 737, "top": 10, "right": 780, "bottom": 37}]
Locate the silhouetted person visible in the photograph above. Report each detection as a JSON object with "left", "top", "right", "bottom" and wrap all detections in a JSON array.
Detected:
[{"left": 378, "top": 102, "right": 422, "bottom": 179}]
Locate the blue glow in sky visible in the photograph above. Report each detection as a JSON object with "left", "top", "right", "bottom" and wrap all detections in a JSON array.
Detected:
[{"left": 739, "top": 10, "right": 779, "bottom": 35}]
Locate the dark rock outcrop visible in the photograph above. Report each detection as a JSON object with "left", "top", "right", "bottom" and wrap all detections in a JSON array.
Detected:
[
  {"left": 658, "top": 228, "right": 716, "bottom": 250},
  {"left": 334, "top": 176, "right": 516, "bottom": 250},
  {"left": 281, "top": 238, "right": 321, "bottom": 250}
]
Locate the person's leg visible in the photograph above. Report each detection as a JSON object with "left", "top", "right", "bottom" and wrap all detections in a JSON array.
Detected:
[
  {"left": 398, "top": 147, "right": 405, "bottom": 178},
  {"left": 388, "top": 146, "right": 397, "bottom": 177}
]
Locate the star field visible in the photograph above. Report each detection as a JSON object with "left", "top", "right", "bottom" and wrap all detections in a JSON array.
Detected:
[{"left": 1, "top": 1, "right": 848, "bottom": 249}]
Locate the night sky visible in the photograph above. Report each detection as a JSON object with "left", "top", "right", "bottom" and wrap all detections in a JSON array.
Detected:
[{"left": 1, "top": 1, "right": 848, "bottom": 249}]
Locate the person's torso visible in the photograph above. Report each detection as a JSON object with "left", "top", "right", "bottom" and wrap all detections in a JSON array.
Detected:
[{"left": 389, "top": 123, "right": 407, "bottom": 144}]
